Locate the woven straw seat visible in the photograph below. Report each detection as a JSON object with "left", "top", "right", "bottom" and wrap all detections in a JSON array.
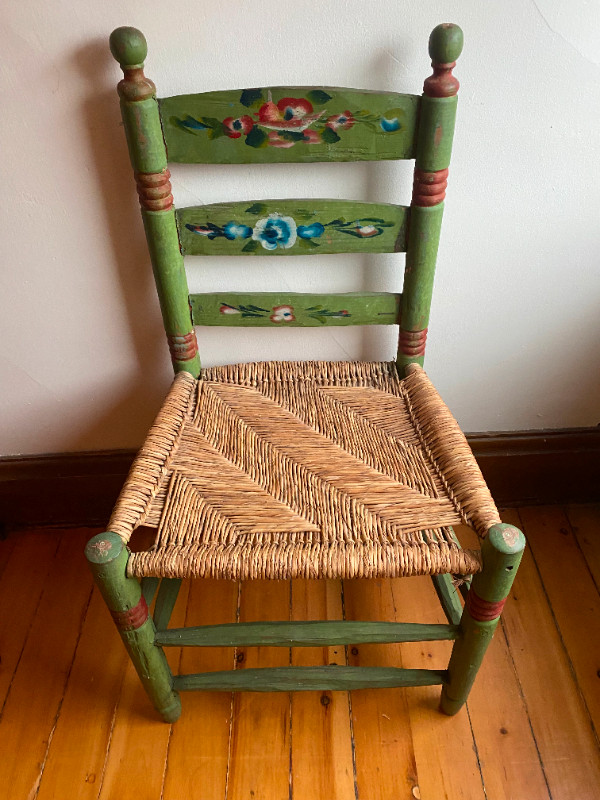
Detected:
[{"left": 109, "top": 360, "right": 500, "bottom": 581}]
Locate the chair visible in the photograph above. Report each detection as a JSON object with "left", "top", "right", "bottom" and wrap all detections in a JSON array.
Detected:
[{"left": 85, "top": 23, "right": 525, "bottom": 723}]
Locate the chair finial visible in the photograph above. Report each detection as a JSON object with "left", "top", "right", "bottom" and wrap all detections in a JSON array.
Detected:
[
  {"left": 424, "top": 24, "right": 463, "bottom": 98},
  {"left": 109, "top": 26, "right": 148, "bottom": 70},
  {"left": 428, "top": 23, "right": 463, "bottom": 65}
]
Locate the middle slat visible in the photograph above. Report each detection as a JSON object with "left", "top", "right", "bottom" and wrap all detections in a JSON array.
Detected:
[
  {"left": 189, "top": 291, "right": 400, "bottom": 326},
  {"left": 177, "top": 200, "right": 409, "bottom": 256}
]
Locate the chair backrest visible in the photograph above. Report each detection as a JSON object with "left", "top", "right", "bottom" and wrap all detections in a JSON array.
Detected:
[{"left": 109, "top": 24, "right": 463, "bottom": 379}]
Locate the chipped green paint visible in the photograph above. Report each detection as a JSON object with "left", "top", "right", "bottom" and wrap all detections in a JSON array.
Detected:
[
  {"left": 177, "top": 200, "right": 408, "bottom": 256},
  {"left": 189, "top": 292, "right": 400, "bottom": 327},
  {"left": 159, "top": 87, "right": 420, "bottom": 164}
]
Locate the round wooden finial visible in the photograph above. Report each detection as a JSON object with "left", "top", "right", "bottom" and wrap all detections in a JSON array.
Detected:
[
  {"left": 424, "top": 23, "right": 463, "bottom": 97},
  {"left": 428, "top": 23, "right": 463, "bottom": 65},
  {"left": 109, "top": 26, "right": 148, "bottom": 69}
]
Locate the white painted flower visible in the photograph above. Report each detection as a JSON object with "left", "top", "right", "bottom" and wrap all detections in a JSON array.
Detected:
[{"left": 252, "top": 214, "right": 297, "bottom": 250}]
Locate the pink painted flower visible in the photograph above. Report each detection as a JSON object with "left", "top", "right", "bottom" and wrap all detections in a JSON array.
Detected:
[
  {"left": 267, "top": 131, "right": 296, "bottom": 148},
  {"left": 258, "top": 96, "right": 323, "bottom": 132},
  {"left": 302, "top": 130, "right": 321, "bottom": 144},
  {"left": 220, "top": 304, "right": 241, "bottom": 314},
  {"left": 326, "top": 111, "right": 354, "bottom": 131},
  {"left": 270, "top": 305, "right": 296, "bottom": 323},
  {"left": 223, "top": 115, "right": 254, "bottom": 139}
]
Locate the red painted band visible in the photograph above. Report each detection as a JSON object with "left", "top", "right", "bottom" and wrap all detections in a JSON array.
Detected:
[
  {"left": 465, "top": 589, "right": 506, "bottom": 622},
  {"left": 136, "top": 169, "right": 173, "bottom": 211},
  {"left": 399, "top": 327, "right": 428, "bottom": 357},
  {"left": 111, "top": 595, "right": 149, "bottom": 631},
  {"left": 168, "top": 331, "right": 198, "bottom": 362},
  {"left": 412, "top": 168, "right": 448, "bottom": 207},
  {"left": 423, "top": 61, "right": 459, "bottom": 98}
]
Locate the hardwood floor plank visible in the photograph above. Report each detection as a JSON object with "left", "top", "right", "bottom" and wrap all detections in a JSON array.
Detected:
[
  {"left": 0, "top": 530, "right": 93, "bottom": 799},
  {"left": 519, "top": 505, "right": 600, "bottom": 735},
  {"left": 499, "top": 508, "right": 600, "bottom": 799},
  {"left": 97, "top": 580, "right": 190, "bottom": 800},
  {"left": 389, "top": 575, "right": 486, "bottom": 800},
  {"left": 453, "top": 516, "right": 552, "bottom": 799},
  {"left": 0, "top": 530, "right": 59, "bottom": 709},
  {"left": 290, "top": 579, "right": 355, "bottom": 799},
  {"left": 227, "top": 580, "right": 291, "bottom": 800},
  {"left": 0, "top": 533, "right": 16, "bottom": 582},
  {"left": 36, "top": 588, "right": 129, "bottom": 799},
  {"left": 566, "top": 503, "right": 600, "bottom": 590},
  {"left": 162, "top": 578, "right": 239, "bottom": 800},
  {"left": 344, "top": 578, "right": 420, "bottom": 800}
]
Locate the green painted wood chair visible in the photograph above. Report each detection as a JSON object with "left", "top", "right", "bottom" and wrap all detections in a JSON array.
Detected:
[{"left": 86, "top": 23, "right": 525, "bottom": 723}]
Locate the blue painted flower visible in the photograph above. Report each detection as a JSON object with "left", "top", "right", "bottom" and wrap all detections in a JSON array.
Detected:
[
  {"left": 252, "top": 213, "right": 297, "bottom": 250},
  {"left": 380, "top": 117, "right": 400, "bottom": 132},
  {"left": 223, "top": 221, "right": 252, "bottom": 240},
  {"left": 297, "top": 222, "right": 325, "bottom": 239}
]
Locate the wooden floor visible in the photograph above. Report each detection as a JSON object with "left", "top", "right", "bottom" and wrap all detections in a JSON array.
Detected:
[{"left": 0, "top": 505, "right": 599, "bottom": 799}]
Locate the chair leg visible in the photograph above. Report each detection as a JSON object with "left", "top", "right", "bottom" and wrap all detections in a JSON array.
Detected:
[
  {"left": 440, "top": 523, "right": 525, "bottom": 715},
  {"left": 85, "top": 532, "right": 181, "bottom": 723}
]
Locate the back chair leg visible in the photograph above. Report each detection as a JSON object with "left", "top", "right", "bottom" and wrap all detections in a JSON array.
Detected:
[
  {"left": 85, "top": 532, "right": 181, "bottom": 723},
  {"left": 440, "top": 523, "right": 525, "bottom": 715}
]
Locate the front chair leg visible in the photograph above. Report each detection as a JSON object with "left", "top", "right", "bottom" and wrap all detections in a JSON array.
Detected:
[
  {"left": 85, "top": 532, "right": 181, "bottom": 723},
  {"left": 440, "top": 523, "right": 525, "bottom": 715}
]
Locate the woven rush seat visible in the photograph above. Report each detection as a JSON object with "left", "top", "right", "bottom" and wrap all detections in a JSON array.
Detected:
[{"left": 109, "top": 360, "right": 500, "bottom": 581}]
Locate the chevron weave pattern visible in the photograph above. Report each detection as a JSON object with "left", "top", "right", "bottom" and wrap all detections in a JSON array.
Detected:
[{"left": 108, "top": 361, "right": 500, "bottom": 580}]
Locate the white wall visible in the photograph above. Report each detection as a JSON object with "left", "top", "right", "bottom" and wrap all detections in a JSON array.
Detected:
[{"left": 1, "top": 0, "right": 599, "bottom": 456}]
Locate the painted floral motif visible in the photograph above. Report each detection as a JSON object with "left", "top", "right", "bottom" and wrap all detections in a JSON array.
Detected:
[
  {"left": 171, "top": 89, "right": 405, "bottom": 150},
  {"left": 217, "top": 302, "right": 349, "bottom": 324},
  {"left": 252, "top": 214, "right": 297, "bottom": 250},
  {"left": 270, "top": 305, "right": 296, "bottom": 323},
  {"left": 185, "top": 204, "right": 394, "bottom": 252}
]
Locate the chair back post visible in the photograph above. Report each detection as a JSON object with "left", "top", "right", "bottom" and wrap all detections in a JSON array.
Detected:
[
  {"left": 397, "top": 23, "right": 463, "bottom": 374},
  {"left": 109, "top": 27, "right": 201, "bottom": 377}
]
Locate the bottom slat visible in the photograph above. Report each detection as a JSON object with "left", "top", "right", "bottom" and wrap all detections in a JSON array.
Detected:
[{"left": 173, "top": 666, "right": 447, "bottom": 692}]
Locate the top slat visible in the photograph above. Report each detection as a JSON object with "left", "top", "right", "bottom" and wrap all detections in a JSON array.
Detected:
[{"left": 159, "top": 87, "right": 420, "bottom": 164}]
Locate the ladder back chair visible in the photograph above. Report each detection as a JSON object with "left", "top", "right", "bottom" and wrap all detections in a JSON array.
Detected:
[{"left": 86, "top": 23, "right": 525, "bottom": 723}]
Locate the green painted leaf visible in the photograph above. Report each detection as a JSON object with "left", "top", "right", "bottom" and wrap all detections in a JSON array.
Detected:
[
  {"left": 241, "top": 239, "right": 259, "bottom": 253},
  {"left": 245, "top": 126, "right": 269, "bottom": 148},
  {"left": 245, "top": 203, "right": 267, "bottom": 215},
  {"left": 240, "top": 88, "right": 264, "bottom": 107},
  {"left": 306, "top": 90, "right": 332, "bottom": 105},
  {"left": 321, "top": 126, "right": 341, "bottom": 144},
  {"left": 297, "top": 238, "right": 320, "bottom": 249},
  {"left": 280, "top": 131, "right": 306, "bottom": 142}
]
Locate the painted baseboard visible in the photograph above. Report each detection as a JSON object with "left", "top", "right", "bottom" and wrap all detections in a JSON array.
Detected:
[{"left": 1, "top": 428, "right": 599, "bottom": 530}]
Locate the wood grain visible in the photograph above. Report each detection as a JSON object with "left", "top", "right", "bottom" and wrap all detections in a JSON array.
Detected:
[
  {"left": 96, "top": 580, "right": 190, "bottom": 800},
  {"left": 35, "top": 589, "right": 129, "bottom": 800},
  {"left": 0, "top": 531, "right": 93, "bottom": 799},
  {"left": 519, "top": 505, "right": 600, "bottom": 735},
  {"left": 454, "top": 518, "right": 551, "bottom": 800},
  {"left": 1, "top": 508, "right": 597, "bottom": 799},
  {"left": 499, "top": 509, "right": 600, "bottom": 799},
  {"left": 344, "top": 577, "right": 420, "bottom": 799},
  {"left": 388, "top": 574, "right": 486, "bottom": 800},
  {"left": 289, "top": 580, "right": 355, "bottom": 799},
  {"left": 226, "top": 580, "right": 291, "bottom": 800},
  {"left": 162, "top": 578, "right": 238, "bottom": 800}
]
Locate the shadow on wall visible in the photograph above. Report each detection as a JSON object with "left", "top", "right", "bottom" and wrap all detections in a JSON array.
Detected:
[{"left": 65, "top": 39, "right": 173, "bottom": 451}]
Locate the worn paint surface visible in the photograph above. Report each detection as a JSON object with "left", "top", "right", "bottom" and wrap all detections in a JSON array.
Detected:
[
  {"left": 190, "top": 292, "right": 401, "bottom": 327},
  {"left": 177, "top": 200, "right": 409, "bottom": 256},
  {"left": 159, "top": 87, "right": 420, "bottom": 164}
]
